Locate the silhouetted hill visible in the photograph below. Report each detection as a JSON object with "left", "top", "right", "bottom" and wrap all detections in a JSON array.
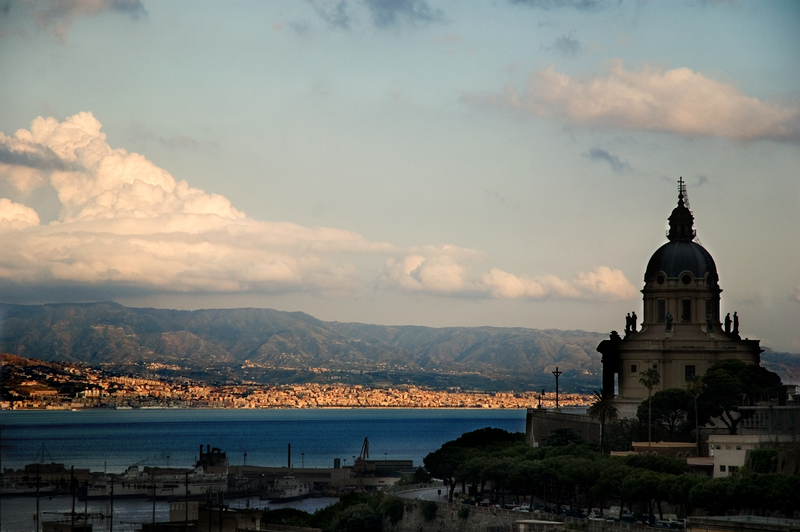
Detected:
[
  {"left": 0, "top": 302, "right": 608, "bottom": 390},
  {"left": 1, "top": 302, "right": 796, "bottom": 392}
]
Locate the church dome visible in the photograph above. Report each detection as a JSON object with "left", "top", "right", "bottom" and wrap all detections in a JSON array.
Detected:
[
  {"left": 644, "top": 240, "right": 717, "bottom": 281},
  {"left": 644, "top": 178, "right": 718, "bottom": 282}
]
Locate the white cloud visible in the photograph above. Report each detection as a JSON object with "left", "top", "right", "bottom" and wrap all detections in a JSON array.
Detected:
[
  {"left": 477, "top": 60, "right": 800, "bottom": 141},
  {"left": 380, "top": 249, "right": 479, "bottom": 294},
  {"left": 0, "top": 198, "right": 40, "bottom": 229},
  {"left": 481, "top": 266, "right": 637, "bottom": 301},
  {"left": 18, "top": 112, "right": 244, "bottom": 223},
  {"left": 0, "top": 112, "right": 638, "bottom": 303}
]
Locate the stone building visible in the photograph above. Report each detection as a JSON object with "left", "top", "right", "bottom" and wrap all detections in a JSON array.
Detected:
[{"left": 597, "top": 179, "right": 762, "bottom": 418}]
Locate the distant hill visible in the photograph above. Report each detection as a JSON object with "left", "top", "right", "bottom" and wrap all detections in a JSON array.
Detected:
[
  {"left": 0, "top": 302, "right": 605, "bottom": 391},
  {"left": 0, "top": 302, "right": 797, "bottom": 392}
]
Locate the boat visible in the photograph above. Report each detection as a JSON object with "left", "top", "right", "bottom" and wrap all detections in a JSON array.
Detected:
[
  {"left": 81, "top": 465, "right": 227, "bottom": 500},
  {"left": 262, "top": 475, "right": 310, "bottom": 502}
]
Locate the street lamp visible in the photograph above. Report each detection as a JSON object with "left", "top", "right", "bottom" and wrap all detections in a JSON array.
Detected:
[{"left": 552, "top": 367, "right": 562, "bottom": 409}]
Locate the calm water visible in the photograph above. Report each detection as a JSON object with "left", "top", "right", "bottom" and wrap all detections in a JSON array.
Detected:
[
  {"left": 0, "top": 408, "right": 525, "bottom": 531},
  {"left": 0, "top": 408, "right": 526, "bottom": 471}
]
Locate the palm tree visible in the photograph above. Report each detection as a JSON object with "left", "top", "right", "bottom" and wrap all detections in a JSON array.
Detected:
[
  {"left": 686, "top": 375, "right": 707, "bottom": 456},
  {"left": 639, "top": 367, "right": 661, "bottom": 447},
  {"left": 587, "top": 389, "right": 618, "bottom": 454}
]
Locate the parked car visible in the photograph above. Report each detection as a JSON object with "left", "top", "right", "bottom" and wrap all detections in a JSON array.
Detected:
[
  {"left": 461, "top": 498, "right": 475, "bottom": 505},
  {"left": 479, "top": 499, "right": 492, "bottom": 507}
]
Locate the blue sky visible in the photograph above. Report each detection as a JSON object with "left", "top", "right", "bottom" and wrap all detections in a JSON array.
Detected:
[{"left": 0, "top": 0, "right": 798, "bottom": 353}]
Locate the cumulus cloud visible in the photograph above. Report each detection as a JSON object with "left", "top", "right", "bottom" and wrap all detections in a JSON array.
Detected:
[
  {"left": 587, "top": 147, "right": 628, "bottom": 172},
  {"left": 0, "top": 112, "right": 637, "bottom": 303},
  {"left": 475, "top": 60, "right": 800, "bottom": 141},
  {"left": 22, "top": 0, "right": 145, "bottom": 42},
  {"left": 0, "top": 198, "right": 40, "bottom": 229},
  {"left": 381, "top": 255, "right": 637, "bottom": 302},
  {"left": 481, "top": 266, "right": 637, "bottom": 301},
  {"left": 379, "top": 247, "right": 484, "bottom": 294}
]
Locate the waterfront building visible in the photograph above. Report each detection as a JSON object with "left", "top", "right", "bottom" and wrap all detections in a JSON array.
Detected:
[
  {"left": 597, "top": 179, "right": 762, "bottom": 418},
  {"left": 527, "top": 180, "right": 765, "bottom": 446}
]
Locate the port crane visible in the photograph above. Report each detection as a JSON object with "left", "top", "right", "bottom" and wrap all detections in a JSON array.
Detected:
[{"left": 352, "top": 437, "right": 369, "bottom": 490}]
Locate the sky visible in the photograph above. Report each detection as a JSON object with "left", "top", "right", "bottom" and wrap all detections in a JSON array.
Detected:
[{"left": 0, "top": 0, "right": 798, "bottom": 352}]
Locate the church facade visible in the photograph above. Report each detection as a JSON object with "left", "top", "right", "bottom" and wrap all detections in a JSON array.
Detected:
[{"left": 597, "top": 179, "right": 762, "bottom": 417}]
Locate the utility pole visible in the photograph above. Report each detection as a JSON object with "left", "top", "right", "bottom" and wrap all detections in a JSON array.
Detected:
[
  {"left": 184, "top": 473, "right": 189, "bottom": 532},
  {"left": 552, "top": 367, "right": 562, "bottom": 409},
  {"left": 70, "top": 466, "right": 76, "bottom": 532},
  {"left": 35, "top": 463, "right": 41, "bottom": 532},
  {"left": 110, "top": 479, "right": 114, "bottom": 532}
]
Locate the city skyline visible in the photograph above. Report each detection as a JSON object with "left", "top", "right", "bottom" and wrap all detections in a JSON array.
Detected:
[{"left": 0, "top": 1, "right": 798, "bottom": 352}]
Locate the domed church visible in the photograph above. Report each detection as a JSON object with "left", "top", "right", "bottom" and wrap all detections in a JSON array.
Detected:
[{"left": 597, "top": 179, "right": 762, "bottom": 417}]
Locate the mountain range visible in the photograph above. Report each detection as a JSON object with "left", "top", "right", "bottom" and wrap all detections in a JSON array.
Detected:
[{"left": 0, "top": 302, "right": 797, "bottom": 392}]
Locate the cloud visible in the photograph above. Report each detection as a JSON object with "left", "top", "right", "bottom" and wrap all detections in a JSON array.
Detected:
[
  {"left": 129, "top": 123, "right": 219, "bottom": 151},
  {"left": 0, "top": 198, "right": 40, "bottom": 229},
  {"left": 309, "top": 0, "right": 351, "bottom": 30},
  {"left": 508, "top": 0, "right": 604, "bottom": 10},
  {"left": 379, "top": 247, "right": 484, "bottom": 294},
  {"left": 473, "top": 60, "right": 800, "bottom": 141},
  {"left": 587, "top": 147, "right": 628, "bottom": 172},
  {"left": 0, "top": 112, "right": 638, "bottom": 304},
  {"left": 363, "top": 0, "right": 444, "bottom": 28},
  {"left": 24, "top": 0, "right": 145, "bottom": 42},
  {"left": 550, "top": 33, "right": 581, "bottom": 56},
  {"left": 481, "top": 266, "right": 637, "bottom": 301}
]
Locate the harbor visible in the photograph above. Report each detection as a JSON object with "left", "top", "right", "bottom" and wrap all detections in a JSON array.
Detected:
[{"left": 1, "top": 441, "right": 414, "bottom": 532}]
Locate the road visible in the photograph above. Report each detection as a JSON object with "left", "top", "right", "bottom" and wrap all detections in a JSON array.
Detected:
[{"left": 396, "top": 486, "right": 455, "bottom": 502}]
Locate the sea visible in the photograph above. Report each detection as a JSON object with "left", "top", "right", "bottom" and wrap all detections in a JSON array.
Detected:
[{"left": 0, "top": 408, "right": 527, "bottom": 532}]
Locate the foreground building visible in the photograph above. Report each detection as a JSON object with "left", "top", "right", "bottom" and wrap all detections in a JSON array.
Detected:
[{"left": 597, "top": 179, "right": 762, "bottom": 418}]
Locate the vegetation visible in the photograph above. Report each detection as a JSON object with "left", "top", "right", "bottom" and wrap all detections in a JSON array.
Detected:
[
  {"left": 587, "top": 389, "right": 618, "bottom": 453},
  {"left": 639, "top": 367, "right": 661, "bottom": 446},
  {"left": 420, "top": 500, "right": 438, "bottom": 521},
  {"left": 394, "top": 466, "right": 432, "bottom": 486},
  {"left": 697, "top": 359, "right": 785, "bottom": 434},
  {"left": 636, "top": 388, "right": 692, "bottom": 441},
  {"left": 0, "top": 302, "right": 607, "bottom": 391},
  {"left": 421, "top": 425, "right": 799, "bottom": 520},
  {"left": 376, "top": 496, "right": 404, "bottom": 525}
]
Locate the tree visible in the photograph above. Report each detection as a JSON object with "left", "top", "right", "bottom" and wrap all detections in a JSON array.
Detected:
[
  {"left": 698, "top": 359, "right": 784, "bottom": 434},
  {"left": 329, "top": 503, "right": 381, "bottom": 532},
  {"left": 637, "top": 388, "right": 691, "bottom": 441},
  {"left": 685, "top": 375, "right": 706, "bottom": 455},
  {"left": 588, "top": 389, "right": 619, "bottom": 453},
  {"left": 543, "top": 428, "right": 584, "bottom": 447},
  {"left": 423, "top": 427, "right": 521, "bottom": 502},
  {"left": 639, "top": 367, "right": 661, "bottom": 447}
]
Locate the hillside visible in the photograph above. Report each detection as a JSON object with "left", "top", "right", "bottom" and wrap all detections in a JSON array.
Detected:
[
  {"left": 0, "top": 302, "right": 605, "bottom": 391},
  {"left": 1, "top": 302, "right": 797, "bottom": 392}
]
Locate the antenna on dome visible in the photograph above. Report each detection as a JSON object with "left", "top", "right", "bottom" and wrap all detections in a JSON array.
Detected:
[
  {"left": 677, "top": 177, "right": 702, "bottom": 245},
  {"left": 678, "top": 177, "right": 692, "bottom": 212}
]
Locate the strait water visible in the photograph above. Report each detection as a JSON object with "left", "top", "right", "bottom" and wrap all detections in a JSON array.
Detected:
[
  {"left": 1, "top": 408, "right": 526, "bottom": 471},
  {"left": 0, "top": 408, "right": 526, "bottom": 532}
]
